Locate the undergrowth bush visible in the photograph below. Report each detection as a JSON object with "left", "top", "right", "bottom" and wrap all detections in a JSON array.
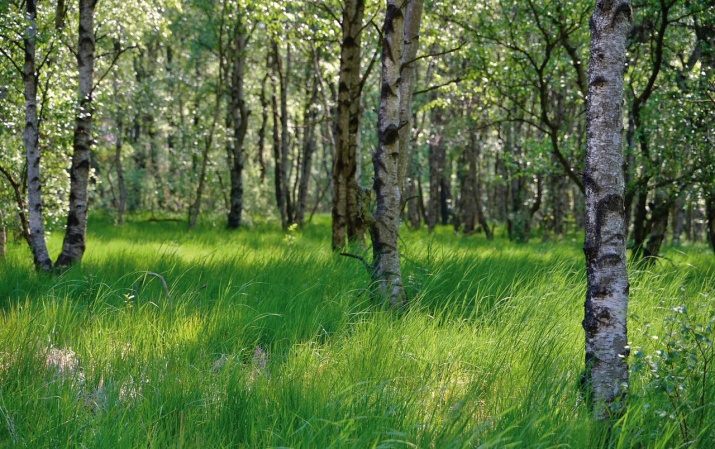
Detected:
[{"left": 632, "top": 303, "right": 715, "bottom": 445}]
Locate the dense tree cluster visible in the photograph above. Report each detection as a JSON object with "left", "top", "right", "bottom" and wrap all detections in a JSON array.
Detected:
[{"left": 1, "top": 0, "right": 713, "bottom": 260}]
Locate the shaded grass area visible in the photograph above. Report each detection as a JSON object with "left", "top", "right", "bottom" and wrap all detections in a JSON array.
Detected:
[{"left": 1, "top": 216, "right": 714, "bottom": 448}]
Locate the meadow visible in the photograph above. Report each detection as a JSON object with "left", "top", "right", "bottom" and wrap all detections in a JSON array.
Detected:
[{"left": 1, "top": 216, "right": 714, "bottom": 448}]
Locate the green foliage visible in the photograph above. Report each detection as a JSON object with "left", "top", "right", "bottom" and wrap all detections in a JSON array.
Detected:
[{"left": 632, "top": 303, "right": 715, "bottom": 444}]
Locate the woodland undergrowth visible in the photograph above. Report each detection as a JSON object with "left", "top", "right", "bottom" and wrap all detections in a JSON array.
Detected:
[{"left": 1, "top": 215, "right": 714, "bottom": 448}]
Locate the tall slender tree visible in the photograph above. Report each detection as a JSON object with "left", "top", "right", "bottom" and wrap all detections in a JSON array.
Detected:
[
  {"left": 56, "top": 0, "right": 98, "bottom": 267},
  {"left": 582, "top": 0, "right": 632, "bottom": 418},
  {"left": 23, "top": 0, "right": 53, "bottom": 271},
  {"left": 226, "top": 15, "right": 250, "bottom": 229},
  {"left": 332, "top": 0, "right": 366, "bottom": 249},
  {"left": 370, "top": 0, "right": 423, "bottom": 306}
]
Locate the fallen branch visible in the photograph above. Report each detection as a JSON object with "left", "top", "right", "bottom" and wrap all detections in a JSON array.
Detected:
[
  {"left": 339, "top": 252, "right": 372, "bottom": 274},
  {"left": 133, "top": 271, "right": 171, "bottom": 302}
]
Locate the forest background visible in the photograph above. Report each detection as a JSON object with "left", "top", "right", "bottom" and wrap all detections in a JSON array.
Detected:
[
  {"left": 1, "top": 0, "right": 715, "bottom": 447},
  {"left": 0, "top": 0, "right": 713, "bottom": 255}
]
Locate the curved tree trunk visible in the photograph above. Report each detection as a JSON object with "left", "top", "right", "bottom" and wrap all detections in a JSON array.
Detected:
[
  {"left": 582, "top": 0, "right": 632, "bottom": 418},
  {"left": 643, "top": 189, "right": 673, "bottom": 263}
]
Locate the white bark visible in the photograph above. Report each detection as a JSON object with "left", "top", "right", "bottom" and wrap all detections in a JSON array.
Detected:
[
  {"left": 583, "top": 0, "right": 632, "bottom": 418},
  {"left": 371, "top": 0, "right": 407, "bottom": 306},
  {"left": 332, "top": 0, "right": 365, "bottom": 249},
  {"left": 57, "top": 0, "right": 96, "bottom": 267},
  {"left": 23, "top": 0, "right": 53, "bottom": 271},
  {"left": 397, "top": 0, "right": 424, "bottom": 195},
  {"left": 227, "top": 23, "right": 249, "bottom": 229}
]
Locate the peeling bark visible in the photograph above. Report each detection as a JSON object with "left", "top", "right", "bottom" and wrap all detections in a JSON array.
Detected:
[{"left": 583, "top": 0, "right": 632, "bottom": 418}]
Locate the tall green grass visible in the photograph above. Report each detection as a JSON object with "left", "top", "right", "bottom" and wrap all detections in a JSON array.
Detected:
[{"left": 1, "top": 216, "right": 714, "bottom": 448}]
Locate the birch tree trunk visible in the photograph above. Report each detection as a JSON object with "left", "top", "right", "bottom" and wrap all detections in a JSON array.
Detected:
[
  {"left": 426, "top": 111, "right": 445, "bottom": 232},
  {"left": 707, "top": 194, "right": 715, "bottom": 256},
  {"left": 227, "top": 24, "right": 250, "bottom": 229},
  {"left": 113, "top": 68, "right": 127, "bottom": 226},
  {"left": 332, "top": 0, "right": 365, "bottom": 249},
  {"left": 23, "top": 0, "right": 53, "bottom": 271},
  {"left": 396, "top": 0, "right": 424, "bottom": 195},
  {"left": 0, "top": 209, "right": 6, "bottom": 260},
  {"left": 370, "top": 0, "right": 410, "bottom": 306},
  {"left": 295, "top": 67, "right": 319, "bottom": 227},
  {"left": 56, "top": 0, "right": 97, "bottom": 267},
  {"left": 270, "top": 43, "right": 288, "bottom": 229},
  {"left": 583, "top": 0, "right": 632, "bottom": 418},
  {"left": 280, "top": 43, "right": 293, "bottom": 224},
  {"left": 189, "top": 6, "right": 227, "bottom": 230}
]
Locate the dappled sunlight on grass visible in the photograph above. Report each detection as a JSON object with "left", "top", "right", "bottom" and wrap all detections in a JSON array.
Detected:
[{"left": 1, "top": 216, "right": 715, "bottom": 447}]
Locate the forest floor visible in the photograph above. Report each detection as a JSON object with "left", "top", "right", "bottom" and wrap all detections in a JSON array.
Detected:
[{"left": 1, "top": 216, "right": 714, "bottom": 448}]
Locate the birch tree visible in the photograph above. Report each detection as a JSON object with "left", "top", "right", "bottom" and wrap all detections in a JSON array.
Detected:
[
  {"left": 23, "top": 0, "right": 53, "bottom": 271},
  {"left": 227, "top": 13, "right": 250, "bottom": 229},
  {"left": 582, "top": 0, "right": 632, "bottom": 417},
  {"left": 369, "top": 0, "right": 423, "bottom": 306},
  {"left": 332, "top": 0, "right": 366, "bottom": 249},
  {"left": 56, "top": 0, "right": 97, "bottom": 267}
]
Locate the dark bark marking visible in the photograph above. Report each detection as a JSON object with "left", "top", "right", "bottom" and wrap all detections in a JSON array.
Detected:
[
  {"left": 67, "top": 212, "right": 80, "bottom": 227},
  {"left": 381, "top": 124, "right": 399, "bottom": 147},
  {"left": 597, "top": 0, "right": 614, "bottom": 11},
  {"left": 343, "top": 36, "right": 357, "bottom": 48},
  {"left": 590, "top": 75, "right": 608, "bottom": 87},
  {"left": 595, "top": 194, "right": 624, "bottom": 230},
  {"left": 384, "top": 4, "right": 401, "bottom": 35}
]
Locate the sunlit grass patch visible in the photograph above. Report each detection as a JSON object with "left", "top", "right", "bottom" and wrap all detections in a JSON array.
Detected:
[{"left": 1, "top": 215, "right": 714, "bottom": 447}]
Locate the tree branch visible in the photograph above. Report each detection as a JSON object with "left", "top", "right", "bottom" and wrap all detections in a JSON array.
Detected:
[
  {"left": 339, "top": 252, "right": 372, "bottom": 273},
  {"left": 92, "top": 44, "right": 137, "bottom": 94},
  {"left": 414, "top": 77, "right": 462, "bottom": 95},
  {"left": 401, "top": 41, "right": 466, "bottom": 67},
  {"left": 0, "top": 46, "right": 23, "bottom": 74}
]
